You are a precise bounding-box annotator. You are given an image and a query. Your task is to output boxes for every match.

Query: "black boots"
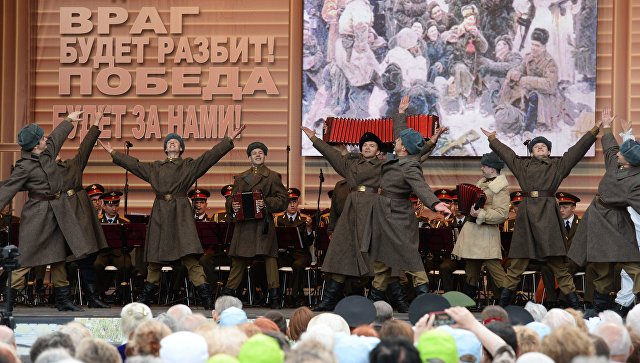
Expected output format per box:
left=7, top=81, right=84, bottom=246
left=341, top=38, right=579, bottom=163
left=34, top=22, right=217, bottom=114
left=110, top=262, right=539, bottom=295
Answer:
left=313, top=279, right=345, bottom=312
left=55, top=286, right=84, bottom=312
left=415, top=283, right=429, bottom=296
left=269, top=288, right=282, bottom=309
left=221, top=287, right=237, bottom=297
left=368, top=287, right=386, bottom=302
left=196, top=283, right=214, bottom=310
left=566, top=291, right=583, bottom=311
left=85, top=283, right=109, bottom=308
left=593, top=291, right=610, bottom=313
left=386, top=281, right=410, bottom=313
left=499, top=288, right=515, bottom=307
left=136, top=282, right=159, bottom=306
left=462, top=283, right=478, bottom=300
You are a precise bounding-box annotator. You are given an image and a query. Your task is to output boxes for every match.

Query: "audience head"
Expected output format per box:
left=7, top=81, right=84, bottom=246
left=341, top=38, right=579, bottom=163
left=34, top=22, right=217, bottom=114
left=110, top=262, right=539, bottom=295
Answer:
left=160, top=331, right=209, bottom=363
left=213, top=296, right=243, bottom=322
left=542, top=308, right=576, bottom=330
left=167, top=304, right=192, bottom=322
left=486, top=321, right=518, bottom=354
left=541, top=325, right=595, bottom=363
left=416, top=329, right=458, bottom=363
left=179, top=313, right=208, bottom=332
left=33, top=347, right=73, bottom=363
left=58, top=322, right=91, bottom=348
left=0, top=342, right=18, bottom=363
left=351, top=325, right=379, bottom=338
left=0, top=326, right=16, bottom=350
left=515, top=352, right=555, bottom=363
left=154, top=312, right=179, bottom=332
left=523, top=302, right=547, bottom=322
left=288, top=306, right=314, bottom=341
left=219, top=307, right=248, bottom=327
left=238, top=334, right=285, bottom=363
left=373, top=301, right=393, bottom=329
left=264, top=311, right=287, bottom=335
left=129, top=319, right=172, bottom=357
left=626, top=304, right=640, bottom=333
left=201, top=326, right=247, bottom=357
left=254, top=317, right=282, bottom=334
left=307, top=313, right=350, bottom=335
left=379, top=319, right=413, bottom=342
left=30, top=331, right=76, bottom=363
left=593, top=322, right=633, bottom=362
left=369, top=337, right=421, bottom=363
left=75, top=337, right=121, bottom=363
left=121, top=302, right=153, bottom=338
left=480, top=305, right=508, bottom=325
left=288, top=339, right=337, bottom=363
left=513, top=326, right=541, bottom=356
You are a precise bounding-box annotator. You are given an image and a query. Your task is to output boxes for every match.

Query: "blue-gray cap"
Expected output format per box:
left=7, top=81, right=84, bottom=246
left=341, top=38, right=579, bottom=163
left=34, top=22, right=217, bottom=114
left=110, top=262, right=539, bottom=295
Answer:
left=620, top=139, right=640, bottom=167
left=399, top=128, right=425, bottom=155
left=164, top=133, right=185, bottom=155
left=17, top=124, right=44, bottom=151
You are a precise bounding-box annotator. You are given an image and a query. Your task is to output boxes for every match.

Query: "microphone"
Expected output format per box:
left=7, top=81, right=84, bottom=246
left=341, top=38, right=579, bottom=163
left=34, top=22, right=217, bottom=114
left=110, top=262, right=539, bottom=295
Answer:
left=319, top=168, right=324, bottom=182
left=523, top=139, right=531, bottom=146
left=125, top=141, right=133, bottom=148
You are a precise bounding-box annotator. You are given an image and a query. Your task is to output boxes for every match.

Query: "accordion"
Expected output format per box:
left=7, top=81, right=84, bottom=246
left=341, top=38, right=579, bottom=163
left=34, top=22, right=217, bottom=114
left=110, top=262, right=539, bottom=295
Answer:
left=323, top=114, right=438, bottom=145
left=456, top=184, right=487, bottom=215
left=233, top=191, right=265, bottom=221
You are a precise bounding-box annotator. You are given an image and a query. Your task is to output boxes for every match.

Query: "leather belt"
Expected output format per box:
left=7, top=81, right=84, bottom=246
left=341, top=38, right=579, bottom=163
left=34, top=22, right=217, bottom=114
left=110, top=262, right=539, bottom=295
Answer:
left=156, top=192, right=187, bottom=201
left=522, top=190, right=555, bottom=198
left=378, top=189, right=410, bottom=200
left=29, top=191, right=61, bottom=201
left=350, top=185, right=377, bottom=193
left=63, top=187, right=84, bottom=197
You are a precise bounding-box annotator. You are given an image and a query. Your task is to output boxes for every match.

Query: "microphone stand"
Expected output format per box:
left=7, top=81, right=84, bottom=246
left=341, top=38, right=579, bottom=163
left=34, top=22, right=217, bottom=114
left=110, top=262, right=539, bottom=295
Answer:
left=286, top=145, right=291, bottom=189
left=124, top=142, right=131, bottom=216
left=314, top=169, right=324, bottom=245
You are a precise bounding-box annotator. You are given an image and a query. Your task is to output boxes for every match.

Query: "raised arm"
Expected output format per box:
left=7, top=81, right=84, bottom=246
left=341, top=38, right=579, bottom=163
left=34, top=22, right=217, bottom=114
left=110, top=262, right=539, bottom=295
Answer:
left=483, top=128, right=522, bottom=176
left=73, top=111, right=104, bottom=171
left=46, top=111, right=82, bottom=158
left=557, top=127, right=599, bottom=179
left=190, top=138, right=234, bottom=179
left=303, top=127, right=351, bottom=178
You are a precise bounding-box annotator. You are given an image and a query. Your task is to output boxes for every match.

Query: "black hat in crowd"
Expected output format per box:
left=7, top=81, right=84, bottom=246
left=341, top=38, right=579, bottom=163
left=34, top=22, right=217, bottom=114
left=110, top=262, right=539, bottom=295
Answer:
left=333, top=295, right=376, bottom=328
left=408, top=293, right=451, bottom=325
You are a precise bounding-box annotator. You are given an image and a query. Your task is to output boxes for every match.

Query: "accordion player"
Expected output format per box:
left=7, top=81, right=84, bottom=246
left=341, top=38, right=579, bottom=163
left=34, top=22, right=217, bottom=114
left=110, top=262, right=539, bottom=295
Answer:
left=232, top=191, right=265, bottom=221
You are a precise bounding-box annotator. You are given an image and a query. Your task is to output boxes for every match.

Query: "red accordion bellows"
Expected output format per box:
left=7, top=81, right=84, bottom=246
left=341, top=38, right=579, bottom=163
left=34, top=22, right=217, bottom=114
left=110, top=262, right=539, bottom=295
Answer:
left=323, top=114, right=439, bottom=144
left=456, top=183, right=486, bottom=215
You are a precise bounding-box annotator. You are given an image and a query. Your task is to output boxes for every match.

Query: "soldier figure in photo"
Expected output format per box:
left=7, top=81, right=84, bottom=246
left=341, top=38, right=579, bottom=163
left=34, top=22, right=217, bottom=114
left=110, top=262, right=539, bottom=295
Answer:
left=222, top=142, right=289, bottom=309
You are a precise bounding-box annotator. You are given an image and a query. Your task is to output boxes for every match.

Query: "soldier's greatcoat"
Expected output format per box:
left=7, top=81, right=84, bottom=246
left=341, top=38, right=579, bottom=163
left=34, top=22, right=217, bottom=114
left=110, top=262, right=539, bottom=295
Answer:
left=489, top=128, right=598, bottom=259
left=226, top=165, right=288, bottom=258
left=569, top=130, right=640, bottom=265
left=111, top=138, right=234, bottom=263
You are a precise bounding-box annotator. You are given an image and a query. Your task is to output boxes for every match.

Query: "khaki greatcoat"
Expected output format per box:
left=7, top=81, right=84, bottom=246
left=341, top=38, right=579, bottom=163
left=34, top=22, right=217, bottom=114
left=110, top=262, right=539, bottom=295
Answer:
left=111, top=138, right=234, bottom=263
left=489, top=128, right=598, bottom=259
left=226, top=164, right=288, bottom=258
left=568, top=130, right=640, bottom=265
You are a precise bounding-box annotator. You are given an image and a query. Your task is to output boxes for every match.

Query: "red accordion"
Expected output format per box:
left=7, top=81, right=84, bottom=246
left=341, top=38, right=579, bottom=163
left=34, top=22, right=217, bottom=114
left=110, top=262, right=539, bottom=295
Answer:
left=456, top=184, right=486, bottom=215
left=233, top=191, right=265, bottom=221
left=323, top=114, right=438, bottom=145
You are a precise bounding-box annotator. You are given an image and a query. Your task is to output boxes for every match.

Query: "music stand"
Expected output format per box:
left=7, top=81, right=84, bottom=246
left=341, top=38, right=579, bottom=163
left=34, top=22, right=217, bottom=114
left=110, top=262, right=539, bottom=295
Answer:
left=125, top=214, right=149, bottom=224
left=101, top=224, right=124, bottom=249
left=275, top=226, right=302, bottom=250
left=419, top=228, right=456, bottom=256
left=123, top=223, right=147, bottom=248
left=220, top=222, right=235, bottom=245
left=196, top=222, right=221, bottom=248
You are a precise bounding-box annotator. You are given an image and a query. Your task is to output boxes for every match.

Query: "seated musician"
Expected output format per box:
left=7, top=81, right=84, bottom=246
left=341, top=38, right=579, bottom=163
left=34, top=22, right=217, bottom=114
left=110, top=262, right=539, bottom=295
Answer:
left=94, top=191, right=133, bottom=304
left=426, top=189, right=463, bottom=292
left=200, top=185, right=234, bottom=285
left=502, top=191, right=523, bottom=232
left=274, top=188, right=314, bottom=307
left=86, top=183, right=105, bottom=216
left=189, top=188, right=212, bottom=221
